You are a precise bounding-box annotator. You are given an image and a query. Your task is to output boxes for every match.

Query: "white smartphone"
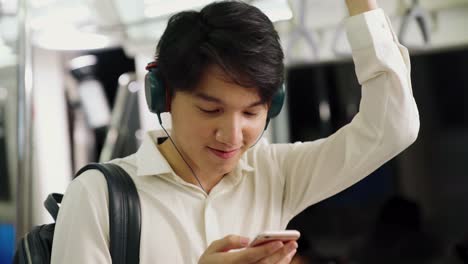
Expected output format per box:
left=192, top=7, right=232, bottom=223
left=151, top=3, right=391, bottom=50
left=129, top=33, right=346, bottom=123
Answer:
left=249, top=230, right=300, bottom=247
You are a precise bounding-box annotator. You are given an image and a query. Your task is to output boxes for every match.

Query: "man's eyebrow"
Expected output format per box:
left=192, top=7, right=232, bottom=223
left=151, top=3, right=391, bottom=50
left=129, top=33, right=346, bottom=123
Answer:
left=247, top=101, right=266, bottom=108
left=194, top=92, right=223, bottom=104
left=193, top=91, right=265, bottom=108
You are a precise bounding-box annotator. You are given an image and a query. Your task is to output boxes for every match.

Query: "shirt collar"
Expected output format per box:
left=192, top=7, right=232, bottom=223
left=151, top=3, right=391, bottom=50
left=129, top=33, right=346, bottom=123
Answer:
left=237, top=156, right=254, bottom=173
left=135, top=130, right=255, bottom=177
left=136, top=130, right=174, bottom=177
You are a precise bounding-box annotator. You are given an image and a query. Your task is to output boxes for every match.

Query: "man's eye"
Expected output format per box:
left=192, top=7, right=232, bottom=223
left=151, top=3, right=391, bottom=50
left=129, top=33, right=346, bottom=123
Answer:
left=199, top=108, right=220, bottom=114
left=244, top=111, right=258, bottom=117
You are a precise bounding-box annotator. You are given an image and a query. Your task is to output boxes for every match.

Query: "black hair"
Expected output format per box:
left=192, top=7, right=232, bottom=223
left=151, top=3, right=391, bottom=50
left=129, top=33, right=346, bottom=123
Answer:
left=155, top=0, right=284, bottom=103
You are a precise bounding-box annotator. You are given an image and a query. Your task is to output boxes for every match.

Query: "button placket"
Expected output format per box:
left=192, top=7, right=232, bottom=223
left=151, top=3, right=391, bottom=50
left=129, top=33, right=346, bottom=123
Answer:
left=203, top=198, right=219, bottom=246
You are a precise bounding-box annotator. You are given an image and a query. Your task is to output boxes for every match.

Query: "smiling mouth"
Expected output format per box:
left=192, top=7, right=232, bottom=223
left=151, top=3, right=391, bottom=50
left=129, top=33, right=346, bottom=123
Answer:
left=208, top=147, right=240, bottom=159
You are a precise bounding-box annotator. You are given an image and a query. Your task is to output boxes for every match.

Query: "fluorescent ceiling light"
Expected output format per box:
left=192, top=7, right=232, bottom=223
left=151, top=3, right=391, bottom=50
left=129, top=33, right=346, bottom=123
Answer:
left=30, top=5, right=92, bottom=31
left=33, top=26, right=116, bottom=51
left=69, top=55, right=97, bottom=70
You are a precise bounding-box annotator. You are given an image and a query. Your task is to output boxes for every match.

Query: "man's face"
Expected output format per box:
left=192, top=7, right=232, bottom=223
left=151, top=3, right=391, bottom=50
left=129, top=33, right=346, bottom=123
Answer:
left=170, top=64, right=268, bottom=177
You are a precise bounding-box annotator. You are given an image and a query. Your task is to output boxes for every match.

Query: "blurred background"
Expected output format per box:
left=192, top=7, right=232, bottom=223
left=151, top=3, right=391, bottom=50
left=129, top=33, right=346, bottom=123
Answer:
left=1, top=0, right=468, bottom=263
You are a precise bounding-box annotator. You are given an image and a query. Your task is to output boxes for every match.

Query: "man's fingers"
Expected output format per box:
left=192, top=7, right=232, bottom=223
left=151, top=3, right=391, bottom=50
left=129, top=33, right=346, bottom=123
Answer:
left=252, top=241, right=298, bottom=264
left=277, top=244, right=297, bottom=264
left=202, top=239, right=298, bottom=264
left=231, top=241, right=284, bottom=263
left=205, top=235, right=250, bottom=254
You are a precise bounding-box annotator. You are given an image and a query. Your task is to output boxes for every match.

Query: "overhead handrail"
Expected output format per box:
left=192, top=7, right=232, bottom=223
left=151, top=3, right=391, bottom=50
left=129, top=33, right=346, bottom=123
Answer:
left=331, top=21, right=352, bottom=58
left=399, top=0, right=431, bottom=45
left=286, top=0, right=319, bottom=61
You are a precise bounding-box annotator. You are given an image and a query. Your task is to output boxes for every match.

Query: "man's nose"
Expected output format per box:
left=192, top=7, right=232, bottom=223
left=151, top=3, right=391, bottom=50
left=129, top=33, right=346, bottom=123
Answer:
left=215, top=115, right=243, bottom=147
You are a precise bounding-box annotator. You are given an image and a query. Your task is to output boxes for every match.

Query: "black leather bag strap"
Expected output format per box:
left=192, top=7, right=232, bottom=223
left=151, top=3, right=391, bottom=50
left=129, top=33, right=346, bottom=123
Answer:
left=76, top=163, right=141, bottom=264
left=44, top=193, right=63, bottom=221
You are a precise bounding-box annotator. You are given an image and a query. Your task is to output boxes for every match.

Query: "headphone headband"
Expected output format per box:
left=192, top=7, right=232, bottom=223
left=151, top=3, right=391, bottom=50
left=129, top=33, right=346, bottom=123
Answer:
left=145, top=61, right=157, bottom=70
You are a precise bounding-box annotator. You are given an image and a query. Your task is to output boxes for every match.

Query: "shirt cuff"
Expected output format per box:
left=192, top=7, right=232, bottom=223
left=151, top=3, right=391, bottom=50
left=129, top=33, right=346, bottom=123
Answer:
left=344, top=8, right=397, bottom=51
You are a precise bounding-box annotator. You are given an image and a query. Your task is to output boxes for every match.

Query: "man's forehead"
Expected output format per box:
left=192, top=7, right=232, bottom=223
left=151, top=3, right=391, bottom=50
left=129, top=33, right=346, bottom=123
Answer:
left=192, top=90, right=265, bottom=108
left=185, top=63, right=266, bottom=105
left=200, top=64, right=258, bottom=90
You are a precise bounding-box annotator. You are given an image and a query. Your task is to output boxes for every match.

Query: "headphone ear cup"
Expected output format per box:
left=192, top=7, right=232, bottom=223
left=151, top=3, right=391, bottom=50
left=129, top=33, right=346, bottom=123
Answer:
left=268, top=84, right=285, bottom=119
left=144, top=67, right=167, bottom=116
left=264, top=84, right=285, bottom=131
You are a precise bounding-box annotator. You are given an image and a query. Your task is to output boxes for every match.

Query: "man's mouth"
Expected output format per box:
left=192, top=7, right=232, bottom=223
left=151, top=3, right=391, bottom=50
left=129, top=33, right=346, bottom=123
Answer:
left=208, top=147, right=240, bottom=159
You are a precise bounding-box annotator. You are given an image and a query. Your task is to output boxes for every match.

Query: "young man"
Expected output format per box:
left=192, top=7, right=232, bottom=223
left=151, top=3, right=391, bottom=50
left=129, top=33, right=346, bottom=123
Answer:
left=51, top=0, right=420, bottom=263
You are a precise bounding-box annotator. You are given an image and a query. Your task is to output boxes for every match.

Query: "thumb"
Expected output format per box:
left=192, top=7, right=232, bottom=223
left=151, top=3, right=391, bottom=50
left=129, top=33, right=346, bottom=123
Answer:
left=205, top=235, right=250, bottom=253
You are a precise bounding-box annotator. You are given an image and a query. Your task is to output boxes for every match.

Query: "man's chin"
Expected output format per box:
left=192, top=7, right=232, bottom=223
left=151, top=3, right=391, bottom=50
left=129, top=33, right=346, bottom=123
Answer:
left=209, top=161, right=238, bottom=175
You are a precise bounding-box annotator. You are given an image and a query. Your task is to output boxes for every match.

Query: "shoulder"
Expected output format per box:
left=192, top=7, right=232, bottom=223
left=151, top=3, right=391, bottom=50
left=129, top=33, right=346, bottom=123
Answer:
left=68, top=154, right=138, bottom=202
left=65, top=168, right=108, bottom=208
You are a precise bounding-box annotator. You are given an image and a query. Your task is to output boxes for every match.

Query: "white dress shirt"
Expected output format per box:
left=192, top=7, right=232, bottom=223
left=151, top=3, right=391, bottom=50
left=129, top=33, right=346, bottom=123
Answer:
left=51, top=8, right=420, bottom=264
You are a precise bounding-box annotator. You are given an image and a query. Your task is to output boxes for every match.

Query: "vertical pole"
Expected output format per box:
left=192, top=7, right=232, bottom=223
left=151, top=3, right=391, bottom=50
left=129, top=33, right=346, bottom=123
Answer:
left=15, top=0, right=34, bottom=240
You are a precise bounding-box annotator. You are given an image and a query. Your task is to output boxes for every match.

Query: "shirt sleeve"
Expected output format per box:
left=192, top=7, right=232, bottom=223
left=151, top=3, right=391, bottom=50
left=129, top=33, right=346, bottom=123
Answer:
left=50, top=171, right=111, bottom=264
left=275, top=8, right=420, bottom=224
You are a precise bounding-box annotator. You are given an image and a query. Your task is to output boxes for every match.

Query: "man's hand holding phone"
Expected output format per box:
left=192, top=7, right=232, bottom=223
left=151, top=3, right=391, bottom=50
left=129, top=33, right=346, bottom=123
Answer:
left=198, top=231, right=300, bottom=264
